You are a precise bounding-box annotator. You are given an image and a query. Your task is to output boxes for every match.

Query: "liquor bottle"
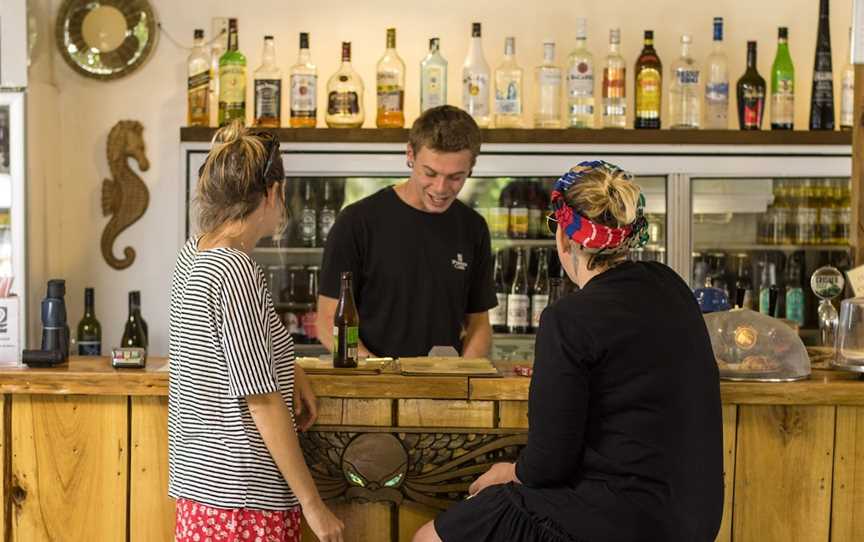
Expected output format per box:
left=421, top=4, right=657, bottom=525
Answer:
left=531, top=249, right=550, bottom=331
left=602, top=28, right=626, bottom=128
left=76, top=287, right=102, bottom=355
left=333, top=272, right=359, bottom=368
left=758, top=261, right=777, bottom=316
left=289, top=32, right=317, bottom=128
left=669, top=34, right=700, bottom=129
left=218, top=18, right=246, bottom=126
left=507, top=249, right=530, bottom=334
left=567, top=18, right=595, bottom=128
left=300, top=181, right=318, bottom=247
left=526, top=181, right=543, bottom=239
left=136, top=290, right=149, bottom=344
left=318, top=180, right=338, bottom=246
left=534, top=40, right=562, bottom=128
left=838, top=179, right=851, bottom=245
left=326, top=42, right=365, bottom=128
left=489, top=181, right=510, bottom=239
left=810, top=0, right=835, bottom=130
left=254, top=36, right=282, bottom=128
left=816, top=178, right=837, bottom=244
left=463, top=22, right=491, bottom=128
left=420, top=38, right=448, bottom=112
left=121, top=291, right=148, bottom=349
left=187, top=29, right=211, bottom=127
left=704, top=17, right=729, bottom=129
left=508, top=181, right=529, bottom=239
left=736, top=41, right=766, bottom=130
left=490, top=251, right=508, bottom=333
left=494, top=37, right=524, bottom=128
left=635, top=30, right=662, bottom=129
left=770, top=27, right=795, bottom=130
left=840, top=27, right=855, bottom=130
left=209, top=20, right=227, bottom=127
left=733, top=254, right=753, bottom=310
left=376, top=28, right=406, bottom=128
left=785, top=257, right=805, bottom=326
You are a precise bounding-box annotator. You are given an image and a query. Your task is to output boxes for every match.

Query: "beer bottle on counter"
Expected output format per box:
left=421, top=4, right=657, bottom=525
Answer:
left=490, top=251, right=508, bottom=333
left=77, top=287, right=102, bottom=356
left=121, top=291, right=148, bottom=349
left=318, top=181, right=339, bottom=246
left=300, top=180, right=318, bottom=247
left=507, top=248, right=531, bottom=334
left=531, top=249, right=550, bottom=331
left=334, top=271, right=359, bottom=368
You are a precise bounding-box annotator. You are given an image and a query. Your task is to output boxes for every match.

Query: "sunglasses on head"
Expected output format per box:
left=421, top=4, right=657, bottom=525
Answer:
left=546, top=212, right=559, bottom=235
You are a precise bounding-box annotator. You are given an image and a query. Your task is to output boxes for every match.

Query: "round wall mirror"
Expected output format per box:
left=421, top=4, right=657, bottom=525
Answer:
left=55, top=0, right=157, bottom=80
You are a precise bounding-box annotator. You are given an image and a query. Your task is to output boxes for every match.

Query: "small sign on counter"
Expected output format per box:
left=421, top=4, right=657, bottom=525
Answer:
left=0, top=296, right=19, bottom=365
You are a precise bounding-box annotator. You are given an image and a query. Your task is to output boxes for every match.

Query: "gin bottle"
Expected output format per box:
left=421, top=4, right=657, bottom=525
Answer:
left=494, top=37, right=524, bottom=128
left=421, top=38, right=448, bottom=112
left=534, top=40, right=562, bottom=128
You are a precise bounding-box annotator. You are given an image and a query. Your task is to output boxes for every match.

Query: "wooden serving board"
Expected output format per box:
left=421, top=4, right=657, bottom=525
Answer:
left=295, top=357, right=390, bottom=375
left=399, top=357, right=499, bottom=377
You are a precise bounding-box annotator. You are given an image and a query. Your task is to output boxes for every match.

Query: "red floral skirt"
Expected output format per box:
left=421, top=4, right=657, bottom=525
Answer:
left=175, top=498, right=302, bottom=542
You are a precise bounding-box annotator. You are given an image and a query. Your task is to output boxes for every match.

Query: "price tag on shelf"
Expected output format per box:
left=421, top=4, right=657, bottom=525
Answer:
left=844, top=264, right=864, bottom=297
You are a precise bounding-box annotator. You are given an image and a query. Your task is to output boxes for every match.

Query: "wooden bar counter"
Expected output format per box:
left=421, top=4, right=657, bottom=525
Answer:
left=0, top=358, right=861, bottom=542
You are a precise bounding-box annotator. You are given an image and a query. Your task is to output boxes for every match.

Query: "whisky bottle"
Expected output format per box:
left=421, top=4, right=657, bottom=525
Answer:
left=254, top=36, right=282, bottom=128
left=218, top=18, right=246, bottom=126
left=326, top=42, right=365, bottom=128
left=809, top=0, right=835, bottom=130
left=420, top=38, right=448, bottom=112
left=770, top=27, right=795, bottom=130
left=567, top=18, right=595, bottom=128
left=736, top=41, right=766, bottom=130
left=534, top=40, right=562, bottom=128
left=602, top=29, right=626, bottom=128
left=462, top=22, right=491, bottom=128
left=376, top=28, right=406, bottom=128
left=290, top=32, right=318, bottom=128
left=704, top=17, right=729, bottom=129
left=187, top=29, right=211, bottom=126
left=494, top=37, right=524, bottom=128
left=635, top=30, right=662, bottom=129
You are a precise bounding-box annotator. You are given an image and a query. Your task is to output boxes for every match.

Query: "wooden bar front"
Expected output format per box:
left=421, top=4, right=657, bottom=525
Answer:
left=0, top=358, right=862, bottom=542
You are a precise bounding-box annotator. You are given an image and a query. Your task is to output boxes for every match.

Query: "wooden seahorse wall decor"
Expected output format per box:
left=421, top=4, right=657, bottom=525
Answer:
left=101, top=120, right=150, bottom=270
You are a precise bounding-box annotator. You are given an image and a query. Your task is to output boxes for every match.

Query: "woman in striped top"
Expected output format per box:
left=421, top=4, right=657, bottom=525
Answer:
left=169, top=122, right=344, bottom=542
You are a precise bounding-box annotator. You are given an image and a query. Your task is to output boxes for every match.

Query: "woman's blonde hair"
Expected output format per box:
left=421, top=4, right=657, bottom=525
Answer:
left=195, top=120, right=284, bottom=233
left=562, top=165, right=641, bottom=269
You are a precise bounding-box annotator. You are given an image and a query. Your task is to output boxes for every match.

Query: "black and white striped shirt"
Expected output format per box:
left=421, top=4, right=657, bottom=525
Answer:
left=168, top=237, right=298, bottom=510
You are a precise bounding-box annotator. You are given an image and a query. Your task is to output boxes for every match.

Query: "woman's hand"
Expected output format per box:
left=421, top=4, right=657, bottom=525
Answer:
left=293, top=366, right=318, bottom=432
left=302, top=498, right=344, bottom=542
left=468, top=462, right=519, bottom=496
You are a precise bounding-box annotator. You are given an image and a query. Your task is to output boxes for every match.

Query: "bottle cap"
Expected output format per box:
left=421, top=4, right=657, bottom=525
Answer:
left=472, top=22, right=482, bottom=37
left=575, top=18, right=587, bottom=39
left=299, top=32, right=309, bottom=49
left=264, top=35, right=274, bottom=40
left=778, top=27, right=788, bottom=39
left=681, top=34, right=692, bottom=44
left=47, top=279, right=65, bottom=299
left=610, top=28, right=621, bottom=44
left=644, top=30, right=654, bottom=40
left=194, top=29, right=204, bottom=40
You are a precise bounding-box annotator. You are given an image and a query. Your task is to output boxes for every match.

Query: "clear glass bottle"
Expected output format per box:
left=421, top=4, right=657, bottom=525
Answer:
left=494, top=37, right=524, bottom=128
left=567, top=18, right=595, bottom=128
left=770, top=27, right=795, bottom=130
left=602, top=28, right=626, bottom=128
left=326, top=42, right=365, bottom=128
left=420, top=37, right=448, bottom=112
left=187, top=29, right=210, bottom=127
left=635, top=30, right=662, bottom=129
left=289, top=32, right=317, bottom=128
left=841, top=27, right=855, bottom=130
left=534, top=40, right=562, bottom=128
left=669, top=34, right=700, bottom=129
left=462, top=22, right=491, bottom=128
left=218, top=18, right=246, bottom=126
left=376, top=28, right=406, bottom=128
left=253, top=35, right=282, bottom=128
left=704, top=17, right=729, bottom=129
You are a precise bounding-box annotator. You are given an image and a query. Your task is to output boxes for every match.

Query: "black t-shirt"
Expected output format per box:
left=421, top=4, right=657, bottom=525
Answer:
left=320, top=186, right=497, bottom=358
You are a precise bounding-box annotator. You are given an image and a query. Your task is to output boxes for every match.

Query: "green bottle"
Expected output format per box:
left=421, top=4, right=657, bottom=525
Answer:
left=784, top=258, right=805, bottom=326
left=770, top=27, right=795, bottom=130
left=76, top=288, right=102, bottom=356
left=218, top=18, right=247, bottom=126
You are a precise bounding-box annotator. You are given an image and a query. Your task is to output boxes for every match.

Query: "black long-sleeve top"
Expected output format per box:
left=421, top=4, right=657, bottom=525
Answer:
left=515, top=261, right=724, bottom=541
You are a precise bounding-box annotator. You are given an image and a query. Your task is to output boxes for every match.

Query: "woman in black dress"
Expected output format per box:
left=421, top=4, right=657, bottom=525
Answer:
left=414, top=161, right=724, bottom=542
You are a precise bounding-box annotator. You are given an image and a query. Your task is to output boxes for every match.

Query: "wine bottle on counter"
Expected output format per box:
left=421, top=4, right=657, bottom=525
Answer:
left=491, top=251, right=508, bottom=333
left=334, top=271, right=359, bottom=368
left=77, top=287, right=102, bottom=356
left=809, top=0, right=835, bottom=130
left=507, top=248, right=530, bottom=334
left=121, top=291, right=148, bottom=349
left=531, top=249, right=550, bottom=331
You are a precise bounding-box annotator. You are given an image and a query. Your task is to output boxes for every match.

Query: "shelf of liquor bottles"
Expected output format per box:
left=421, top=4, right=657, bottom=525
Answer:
left=180, top=126, right=852, bottom=146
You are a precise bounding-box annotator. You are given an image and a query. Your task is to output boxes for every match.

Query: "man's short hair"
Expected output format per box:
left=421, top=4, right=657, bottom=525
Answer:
left=408, top=105, right=482, bottom=163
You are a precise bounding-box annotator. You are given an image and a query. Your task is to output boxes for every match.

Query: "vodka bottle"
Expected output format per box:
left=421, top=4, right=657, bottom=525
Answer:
left=534, top=40, right=562, bottom=128
left=494, top=37, right=524, bottom=128
left=704, top=17, right=729, bottom=129
left=669, top=34, right=700, bottom=129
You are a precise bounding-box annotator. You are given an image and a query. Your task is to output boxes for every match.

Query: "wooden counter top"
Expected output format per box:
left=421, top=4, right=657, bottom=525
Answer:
left=0, top=357, right=860, bottom=405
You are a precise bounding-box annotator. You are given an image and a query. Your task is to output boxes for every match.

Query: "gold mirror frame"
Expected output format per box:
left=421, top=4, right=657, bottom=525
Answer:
left=55, top=0, right=157, bottom=80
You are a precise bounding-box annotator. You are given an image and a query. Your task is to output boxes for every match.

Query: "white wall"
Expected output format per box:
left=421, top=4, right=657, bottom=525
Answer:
left=26, top=0, right=854, bottom=356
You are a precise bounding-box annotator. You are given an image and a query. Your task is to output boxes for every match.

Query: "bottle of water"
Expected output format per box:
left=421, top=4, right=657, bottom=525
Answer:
left=704, top=17, right=729, bottom=129
left=669, top=34, right=701, bottom=129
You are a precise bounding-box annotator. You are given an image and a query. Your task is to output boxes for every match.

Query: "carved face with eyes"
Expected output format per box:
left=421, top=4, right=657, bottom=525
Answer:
left=341, top=433, right=408, bottom=504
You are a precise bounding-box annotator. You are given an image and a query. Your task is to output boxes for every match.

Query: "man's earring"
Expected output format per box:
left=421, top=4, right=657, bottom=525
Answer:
left=407, top=160, right=414, bottom=169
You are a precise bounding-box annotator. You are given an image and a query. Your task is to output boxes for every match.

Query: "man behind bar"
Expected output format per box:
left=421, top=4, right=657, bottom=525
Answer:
left=316, top=105, right=496, bottom=359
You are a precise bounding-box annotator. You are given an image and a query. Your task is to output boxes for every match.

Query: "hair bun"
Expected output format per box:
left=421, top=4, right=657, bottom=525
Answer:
left=212, top=119, right=246, bottom=145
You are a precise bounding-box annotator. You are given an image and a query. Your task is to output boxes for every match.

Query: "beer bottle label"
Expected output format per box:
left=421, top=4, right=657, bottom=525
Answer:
left=77, top=341, right=102, bottom=356
left=319, top=210, right=336, bottom=242
left=509, top=208, right=529, bottom=237
left=785, top=288, right=805, bottom=326
left=506, top=294, right=530, bottom=327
